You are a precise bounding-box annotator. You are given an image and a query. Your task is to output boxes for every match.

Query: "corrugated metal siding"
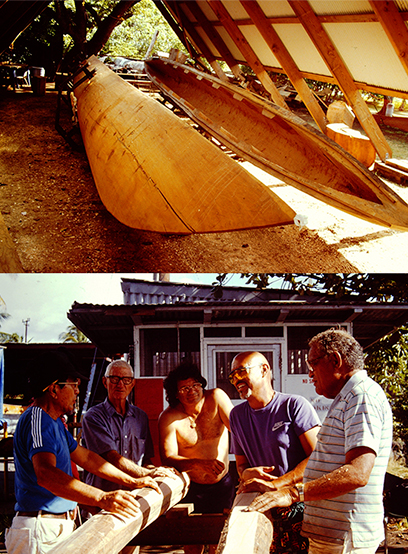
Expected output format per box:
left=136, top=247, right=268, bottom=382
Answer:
left=309, top=0, right=373, bottom=16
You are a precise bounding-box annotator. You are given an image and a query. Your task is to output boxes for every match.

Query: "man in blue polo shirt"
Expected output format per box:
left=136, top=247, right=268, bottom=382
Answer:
left=6, top=350, right=160, bottom=554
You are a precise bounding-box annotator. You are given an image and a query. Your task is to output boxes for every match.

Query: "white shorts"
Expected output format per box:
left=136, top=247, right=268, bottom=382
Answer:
left=309, top=531, right=381, bottom=554
left=5, top=513, right=75, bottom=554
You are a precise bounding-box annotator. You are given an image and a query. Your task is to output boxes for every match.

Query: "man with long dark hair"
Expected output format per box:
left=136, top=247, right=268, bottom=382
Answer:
left=159, top=362, right=234, bottom=554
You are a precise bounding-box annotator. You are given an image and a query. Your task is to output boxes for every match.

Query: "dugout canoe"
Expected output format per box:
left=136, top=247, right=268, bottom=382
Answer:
left=145, top=57, right=408, bottom=231
left=72, top=56, right=295, bottom=234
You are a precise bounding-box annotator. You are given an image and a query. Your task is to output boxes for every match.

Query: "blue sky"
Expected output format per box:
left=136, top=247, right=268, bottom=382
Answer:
left=0, top=273, right=247, bottom=343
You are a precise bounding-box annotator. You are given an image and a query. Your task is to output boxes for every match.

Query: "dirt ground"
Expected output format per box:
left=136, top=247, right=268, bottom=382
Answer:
left=1, top=83, right=408, bottom=273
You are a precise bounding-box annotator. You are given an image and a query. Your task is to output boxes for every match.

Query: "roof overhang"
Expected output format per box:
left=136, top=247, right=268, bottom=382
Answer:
left=68, top=300, right=408, bottom=355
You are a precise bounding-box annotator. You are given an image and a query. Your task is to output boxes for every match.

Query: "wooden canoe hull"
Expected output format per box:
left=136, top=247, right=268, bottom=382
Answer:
left=145, top=58, right=408, bottom=231
left=373, top=112, right=408, bottom=133
left=72, top=56, right=295, bottom=234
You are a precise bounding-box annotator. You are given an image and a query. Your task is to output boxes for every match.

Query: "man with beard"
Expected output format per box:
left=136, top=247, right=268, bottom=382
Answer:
left=6, top=350, right=159, bottom=554
left=229, top=351, right=320, bottom=553
left=159, top=362, right=234, bottom=554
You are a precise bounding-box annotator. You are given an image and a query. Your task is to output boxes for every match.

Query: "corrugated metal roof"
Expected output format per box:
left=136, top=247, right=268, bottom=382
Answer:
left=68, top=298, right=408, bottom=356
left=164, top=0, right=408, bottom=96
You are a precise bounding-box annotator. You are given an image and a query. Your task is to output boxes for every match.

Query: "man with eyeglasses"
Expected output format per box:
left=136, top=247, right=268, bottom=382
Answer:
left=159, top=362, right=234, bottom=554
left=6, top=350, right=158, bottom=554
left=247, top=329, right=393, bottom=554
left=228, top=351, right=321, bottom=553
left=81, top=360, right=175, bottom=529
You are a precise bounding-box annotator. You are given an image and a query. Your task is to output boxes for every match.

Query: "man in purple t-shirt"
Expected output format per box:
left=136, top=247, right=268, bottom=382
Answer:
left=229, top=351, right=320, bottom=554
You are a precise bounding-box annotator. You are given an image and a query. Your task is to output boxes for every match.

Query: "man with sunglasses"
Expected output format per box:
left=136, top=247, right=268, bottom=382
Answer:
left=247, top=329, right=393, bottom=554
left=6, top=350, right=156, bottom=554
left=159, top=362, right=234, bottom=554
left=228, top=351, right=321, bottom=553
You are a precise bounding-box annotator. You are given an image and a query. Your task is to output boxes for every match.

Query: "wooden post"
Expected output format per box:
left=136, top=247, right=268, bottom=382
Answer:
left=216, top=492, right=273, bottom=554
left=48, top=473, right=190, bottom=554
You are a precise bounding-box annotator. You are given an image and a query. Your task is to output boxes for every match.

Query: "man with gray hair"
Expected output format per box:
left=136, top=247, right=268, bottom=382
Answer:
left=82, top=360, right=175, bottom=520
left=248, top=329, right=393, bottom=554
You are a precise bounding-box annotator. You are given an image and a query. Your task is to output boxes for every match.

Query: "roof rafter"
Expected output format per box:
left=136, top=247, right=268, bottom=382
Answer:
left=180, top=0, right=242, bottom=80
left=239, top=0, right=326, bottom=132
left=206, top=0, right=288, bottom=108
left=368, top=0, right=408, bottom=76
left=288, top=0, right=392, bottom=161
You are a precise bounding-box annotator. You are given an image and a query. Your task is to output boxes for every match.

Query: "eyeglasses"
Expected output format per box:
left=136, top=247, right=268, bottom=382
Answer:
left=42, top=379, right=80, bottom=392
left=106, top=376, right=134, bottom=386
left=178, top=383, right=202, bottom=395
left=228, top=363, right=262, bottom=385
left=306, top=354, right=327, bottom=370
left=58, top=381, right=80, bottom=390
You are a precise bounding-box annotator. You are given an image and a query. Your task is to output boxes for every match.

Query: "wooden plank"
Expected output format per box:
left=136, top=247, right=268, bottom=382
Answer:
left=386, top=158, right=408, bottom=174
left=0, top=211, right=23, bottom=272
left=206, top=0, right=288, bottom=109
left=368, top=1, right=408, bottom=75
left=374, top=161, right=408, bottom=185
left=73, top=56, right=296, bottom=234
left=216, top=492, right=273, bottom=554
left=288, top=0, right=392, bottom=162
left=179, top=0, right=242, bottom=80
left=48, top=473, right=190, bottom=554
left=239, top=0, right=327, bottom=133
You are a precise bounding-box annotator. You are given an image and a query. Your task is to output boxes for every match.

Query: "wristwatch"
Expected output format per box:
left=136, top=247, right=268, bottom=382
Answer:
left=295, top=482, right=305, bottom=502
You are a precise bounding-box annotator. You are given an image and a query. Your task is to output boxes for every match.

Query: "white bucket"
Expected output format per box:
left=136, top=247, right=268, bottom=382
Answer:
left=385, top=103, right=394, bottom=117
left=31, top=66, right=45, bottom=77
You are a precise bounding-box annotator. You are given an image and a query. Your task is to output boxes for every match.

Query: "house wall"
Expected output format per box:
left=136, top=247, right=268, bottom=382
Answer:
left=133, top=321, right=351, bottom=432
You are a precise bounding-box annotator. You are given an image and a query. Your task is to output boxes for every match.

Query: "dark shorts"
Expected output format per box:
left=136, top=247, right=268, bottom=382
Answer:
left=182, top=472, right=235, bottom=514
left=270, top=502, right=308, bottom=553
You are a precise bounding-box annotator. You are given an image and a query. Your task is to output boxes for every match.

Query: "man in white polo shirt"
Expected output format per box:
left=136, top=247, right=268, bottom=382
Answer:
left=247, top=328, right=393, bottom=554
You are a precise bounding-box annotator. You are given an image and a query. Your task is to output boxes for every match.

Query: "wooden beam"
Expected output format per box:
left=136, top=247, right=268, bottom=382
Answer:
left=240, top=0, right=326, bottom=132
left=288, top=0, right=392, bottom=161
left=153, top=0, right=200, bottom=61
left=216, top=492, right=273, bottom=554
left=48, top=473, right=190, bottom=554
left=182, top=1, right=242, bottom=79
left=206, top=0, right=288, bottom=108
left=368, top=0, right=408, bottom=76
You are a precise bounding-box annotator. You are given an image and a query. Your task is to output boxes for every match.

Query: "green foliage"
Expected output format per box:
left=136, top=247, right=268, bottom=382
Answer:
left=59, top=324, right=90, bottom=343
left=365, top=328, right=408, bottom=444
left=227, top=273, right=408, bottom=302
left=0, top=332, right=23, bottom=343
left=101, top=0, right=185, bottom=59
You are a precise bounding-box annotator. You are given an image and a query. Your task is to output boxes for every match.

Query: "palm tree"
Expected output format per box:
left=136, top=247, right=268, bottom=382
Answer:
left=59, top=324, right=90, bottom=343
left=0, top=295, right=10, bottom=327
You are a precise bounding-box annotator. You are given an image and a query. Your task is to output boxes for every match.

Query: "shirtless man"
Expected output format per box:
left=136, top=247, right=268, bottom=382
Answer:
left=158, top=362, right=234, bottom=554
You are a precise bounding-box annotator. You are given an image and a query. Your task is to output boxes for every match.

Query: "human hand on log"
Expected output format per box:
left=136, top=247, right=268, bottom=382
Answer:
left=130, top=475, right=162, bottom=493
left=237, top=476, right=279, bottom=494
left=245, top=487, right=296, bottom=513
left=99, top=489, right=141, bottom=518
left=147, top=466, right=179, bottom=480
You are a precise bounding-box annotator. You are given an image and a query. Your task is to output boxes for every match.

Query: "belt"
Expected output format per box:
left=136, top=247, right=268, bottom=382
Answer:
left=17, top=510, right=76, bottom=520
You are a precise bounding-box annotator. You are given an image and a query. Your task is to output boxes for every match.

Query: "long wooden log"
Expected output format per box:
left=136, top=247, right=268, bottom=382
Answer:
left=48, top=473, right=190, bottom=554
left=216, top=492, right=273, bottom=554
left=73, top=56, right=295, bottom=234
